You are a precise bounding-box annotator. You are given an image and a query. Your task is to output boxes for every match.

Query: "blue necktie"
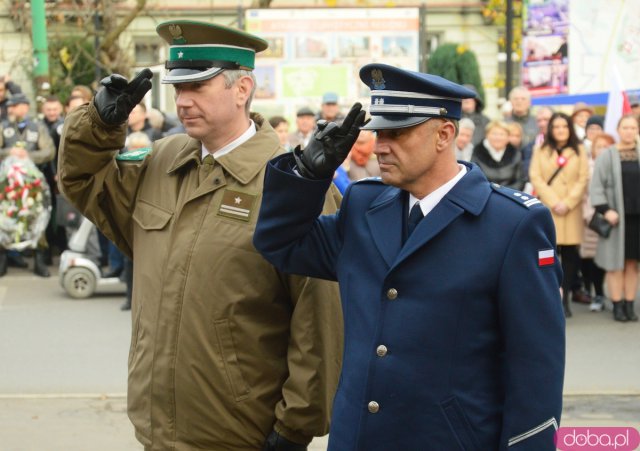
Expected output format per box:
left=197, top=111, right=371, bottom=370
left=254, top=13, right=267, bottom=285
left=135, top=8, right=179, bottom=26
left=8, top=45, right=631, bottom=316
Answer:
left=407, top=201, right=423, bottom=237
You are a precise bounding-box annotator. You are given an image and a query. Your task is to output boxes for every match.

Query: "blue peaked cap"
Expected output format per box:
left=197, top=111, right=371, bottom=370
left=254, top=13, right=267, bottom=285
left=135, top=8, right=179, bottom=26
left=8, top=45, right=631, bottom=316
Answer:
left=359, top=63, right=476, bottom=130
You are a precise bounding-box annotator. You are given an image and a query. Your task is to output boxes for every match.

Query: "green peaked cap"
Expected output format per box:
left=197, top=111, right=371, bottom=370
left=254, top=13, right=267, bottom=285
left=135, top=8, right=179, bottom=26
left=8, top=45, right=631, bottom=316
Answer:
left=156, top=20, right=268, bottom=84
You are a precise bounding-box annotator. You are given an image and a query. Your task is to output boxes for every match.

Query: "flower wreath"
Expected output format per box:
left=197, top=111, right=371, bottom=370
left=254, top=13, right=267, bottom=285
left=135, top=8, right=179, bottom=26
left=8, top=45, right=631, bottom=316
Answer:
left=0, top=157, right=52, bottom=250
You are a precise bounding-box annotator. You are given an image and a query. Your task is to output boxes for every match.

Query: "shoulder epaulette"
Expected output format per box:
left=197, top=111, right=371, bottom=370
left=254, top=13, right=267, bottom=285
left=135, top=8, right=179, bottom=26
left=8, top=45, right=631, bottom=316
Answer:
left=116, top=147, right=152, bottom=161
left=353, top=176, right=383, bottom=185
left=490, top=183, right=541, bottom=209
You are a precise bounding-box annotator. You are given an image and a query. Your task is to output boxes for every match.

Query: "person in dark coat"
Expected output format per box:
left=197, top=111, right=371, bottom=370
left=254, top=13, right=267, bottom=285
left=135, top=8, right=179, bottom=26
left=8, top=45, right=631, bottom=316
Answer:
left=254, top=63, right=565, bottom=451
left=461, top=83, right=490, bottom=146
left=471, top=119, right=526, bottom=191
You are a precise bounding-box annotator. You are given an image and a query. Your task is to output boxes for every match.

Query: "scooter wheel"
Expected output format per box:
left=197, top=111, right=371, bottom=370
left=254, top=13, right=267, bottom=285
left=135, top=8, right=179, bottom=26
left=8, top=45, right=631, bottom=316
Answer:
left=62, top=267, right=97, bottom=299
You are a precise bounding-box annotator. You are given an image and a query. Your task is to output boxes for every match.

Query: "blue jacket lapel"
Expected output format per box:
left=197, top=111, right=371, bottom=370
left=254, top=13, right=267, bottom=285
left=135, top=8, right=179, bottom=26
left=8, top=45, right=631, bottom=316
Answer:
left=365, top=187, right=404, bottom=268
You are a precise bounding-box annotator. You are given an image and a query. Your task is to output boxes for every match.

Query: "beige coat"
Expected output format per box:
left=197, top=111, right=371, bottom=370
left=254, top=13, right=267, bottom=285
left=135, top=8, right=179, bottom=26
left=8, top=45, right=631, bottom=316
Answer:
left=59, top=104, right=343, bottom=451
left=529, top=144, right=589, bottom=245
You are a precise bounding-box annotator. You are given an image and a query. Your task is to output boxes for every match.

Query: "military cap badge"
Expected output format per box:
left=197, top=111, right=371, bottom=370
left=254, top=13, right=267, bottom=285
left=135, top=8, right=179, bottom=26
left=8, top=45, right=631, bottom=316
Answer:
left=168, top=25, right=186, bottom=45
left=371, top=69, right=386, bottom=90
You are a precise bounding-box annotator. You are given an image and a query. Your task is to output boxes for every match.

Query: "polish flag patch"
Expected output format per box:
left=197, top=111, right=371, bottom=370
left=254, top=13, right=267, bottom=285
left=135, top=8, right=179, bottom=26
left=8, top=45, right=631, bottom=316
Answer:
left=538, top=249, right=555, bottom=266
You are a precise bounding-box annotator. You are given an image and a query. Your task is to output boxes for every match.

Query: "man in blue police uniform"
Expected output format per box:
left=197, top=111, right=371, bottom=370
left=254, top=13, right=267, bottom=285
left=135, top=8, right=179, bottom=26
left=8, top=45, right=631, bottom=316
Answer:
left=254, top=63, right=565, bottom=450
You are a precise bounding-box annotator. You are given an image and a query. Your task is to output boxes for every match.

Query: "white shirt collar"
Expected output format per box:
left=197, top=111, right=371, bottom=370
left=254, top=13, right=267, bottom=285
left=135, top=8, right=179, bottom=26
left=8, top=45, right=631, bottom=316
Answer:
left=483, top=138, right=506, bottom=162
left=408, top=164, right=468, bottom=217
left=201, top=120, right=256, bottom=161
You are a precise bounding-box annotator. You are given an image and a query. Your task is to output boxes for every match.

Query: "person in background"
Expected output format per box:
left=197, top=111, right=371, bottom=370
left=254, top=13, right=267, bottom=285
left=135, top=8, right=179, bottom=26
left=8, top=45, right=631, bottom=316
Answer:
left=630, top=94, right=640, bottom=122
left=0, top=75, right=23, bottom=121
left=254, top=63, right=564, bottom=450
left=317, top=92, right=345, bottom=125
left=344, top=129, right=379, bottom=181
left=287, top=107, right=316, bottom=149
left=0, top=93, right=55, bottom=277
left=146, top=107, right=179, bottom=135
left=581, top=132, right=616, bottom=313
left=522, top=106, right=554, bottom=181
left=454, top=117, right=475, bottom=162
left=471, top=120, right=525, bottom=190
left=127, top=103, right=163, bottom=142
left=40, top=95, right=67, bottom=260
left=65, top=96, right=87, bottom=115
left=507, top=121, right=524, bottom=152
left=506, top=86, right=538, bottom=146
left=70, top=85, right=93, bottom=103
left=268, top=115, right=291, bottom=151
left=571, top=102, right=594, bottom=141
left=583, top=115, right=604, bottom=155
left=529, top=112, right=590, bottom=317
left=461, top=84, right=489, bottom=146
left=590, top=114, right=640, bottom=322
left=58, top=20, right=343, bottom=450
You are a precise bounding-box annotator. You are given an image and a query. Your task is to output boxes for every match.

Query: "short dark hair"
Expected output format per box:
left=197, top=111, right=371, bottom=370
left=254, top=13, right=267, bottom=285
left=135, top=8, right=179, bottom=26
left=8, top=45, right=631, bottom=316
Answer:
left=269, top=115, right=288, bottom=129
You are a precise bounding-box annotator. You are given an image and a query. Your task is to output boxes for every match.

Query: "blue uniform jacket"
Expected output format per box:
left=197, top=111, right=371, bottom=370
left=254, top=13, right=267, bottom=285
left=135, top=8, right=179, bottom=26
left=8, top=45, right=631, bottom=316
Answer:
left=254, top=154, right=565, bottom=451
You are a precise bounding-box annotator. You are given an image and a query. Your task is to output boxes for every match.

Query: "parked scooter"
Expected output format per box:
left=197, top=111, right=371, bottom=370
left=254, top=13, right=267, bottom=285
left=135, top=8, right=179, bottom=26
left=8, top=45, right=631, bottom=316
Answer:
left=59, top=216, right=125, bottom=299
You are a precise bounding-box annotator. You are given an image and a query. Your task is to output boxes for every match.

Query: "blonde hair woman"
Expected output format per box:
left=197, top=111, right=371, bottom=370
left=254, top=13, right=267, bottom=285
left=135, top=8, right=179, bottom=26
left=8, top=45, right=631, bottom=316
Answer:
left=590, top=115, right=640, bottom=322
left=471, top=120, right=525, bottom=190
left=530, top=112, right=590, bottom=317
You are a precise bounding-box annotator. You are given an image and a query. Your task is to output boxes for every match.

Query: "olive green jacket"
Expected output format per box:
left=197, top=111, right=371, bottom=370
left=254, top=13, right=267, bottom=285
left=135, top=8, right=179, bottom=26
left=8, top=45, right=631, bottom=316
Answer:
left=59, top=104, right=343, bottom=451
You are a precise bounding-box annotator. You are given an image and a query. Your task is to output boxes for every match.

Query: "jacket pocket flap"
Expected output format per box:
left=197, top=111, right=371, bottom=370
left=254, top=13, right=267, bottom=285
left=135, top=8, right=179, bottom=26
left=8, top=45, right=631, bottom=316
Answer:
left=132, top=200, right=173, bottom=231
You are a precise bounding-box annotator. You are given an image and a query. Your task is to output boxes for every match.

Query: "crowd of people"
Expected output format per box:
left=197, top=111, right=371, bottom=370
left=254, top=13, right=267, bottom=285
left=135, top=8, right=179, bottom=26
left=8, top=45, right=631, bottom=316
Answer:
left=451, top=85, right=640, bottom=322
left=1, top=62, right=639, bottom=322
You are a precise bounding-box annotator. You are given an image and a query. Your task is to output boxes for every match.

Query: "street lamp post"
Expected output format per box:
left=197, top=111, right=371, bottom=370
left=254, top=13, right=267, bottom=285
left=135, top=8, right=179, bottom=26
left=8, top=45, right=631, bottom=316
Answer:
left=505, top=0, right=514, bottom=95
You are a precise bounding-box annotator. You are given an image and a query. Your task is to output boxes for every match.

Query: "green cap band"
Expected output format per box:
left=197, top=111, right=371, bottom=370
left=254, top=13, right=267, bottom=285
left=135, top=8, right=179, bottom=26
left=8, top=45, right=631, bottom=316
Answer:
left=168, top=45, right=256, bottom=69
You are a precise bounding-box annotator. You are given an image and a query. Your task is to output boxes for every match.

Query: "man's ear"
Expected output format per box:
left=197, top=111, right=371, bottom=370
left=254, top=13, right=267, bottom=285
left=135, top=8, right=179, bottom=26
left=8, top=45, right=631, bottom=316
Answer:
left=236, top=75, right=254, bottom=108
left=436, top=120, right=456, bottom=152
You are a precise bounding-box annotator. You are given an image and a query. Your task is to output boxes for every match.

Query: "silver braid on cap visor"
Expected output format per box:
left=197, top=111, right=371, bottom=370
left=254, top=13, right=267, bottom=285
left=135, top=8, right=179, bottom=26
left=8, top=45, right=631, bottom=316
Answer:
left=369, top=89, right=462, bottom=116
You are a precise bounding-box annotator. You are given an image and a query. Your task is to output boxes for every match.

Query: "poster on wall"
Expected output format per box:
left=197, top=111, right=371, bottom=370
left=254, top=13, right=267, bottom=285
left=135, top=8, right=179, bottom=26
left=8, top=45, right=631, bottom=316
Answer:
left=569, top=0, right=640, bottom=94
left=245, top=8, right=420, bottom=119
left=522, top=0, right=570, bottom=96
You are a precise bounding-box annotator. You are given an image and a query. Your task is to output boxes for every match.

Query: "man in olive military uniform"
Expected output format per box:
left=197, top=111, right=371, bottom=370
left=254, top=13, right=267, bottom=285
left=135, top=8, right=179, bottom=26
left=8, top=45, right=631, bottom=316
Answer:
left=58, top=21, right=343, bottom=451
left=0, top=93, right=55, bottom=277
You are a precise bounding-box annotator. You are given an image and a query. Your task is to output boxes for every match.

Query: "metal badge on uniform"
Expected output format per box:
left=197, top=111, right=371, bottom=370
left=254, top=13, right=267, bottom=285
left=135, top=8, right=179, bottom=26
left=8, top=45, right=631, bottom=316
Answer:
left=371, top=69, right=386, bottom=90
left=218, top=189, right=256, bottom=222
left=3, top=128, right=15, bottom=138
left=538, top=249, right=555, bottom=267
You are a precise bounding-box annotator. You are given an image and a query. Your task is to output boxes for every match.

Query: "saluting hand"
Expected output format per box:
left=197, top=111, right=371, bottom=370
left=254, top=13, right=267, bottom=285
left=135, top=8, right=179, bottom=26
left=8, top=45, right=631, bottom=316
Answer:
left=294, top=102, right=366, bottom=179
left=94, top=68, right=153, bottom=125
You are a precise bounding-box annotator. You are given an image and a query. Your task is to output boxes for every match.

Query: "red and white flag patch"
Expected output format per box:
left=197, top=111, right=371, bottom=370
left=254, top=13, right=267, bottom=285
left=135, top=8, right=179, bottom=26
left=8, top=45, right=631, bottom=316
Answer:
left=538, top=249, right=555, bottom=266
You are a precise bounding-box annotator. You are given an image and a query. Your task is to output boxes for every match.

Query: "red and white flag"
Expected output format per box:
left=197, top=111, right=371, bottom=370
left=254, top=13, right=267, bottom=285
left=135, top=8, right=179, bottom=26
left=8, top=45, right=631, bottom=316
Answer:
left=604, top=66, right=632, bottom=141
left=538, top=249, right=555, bottom=267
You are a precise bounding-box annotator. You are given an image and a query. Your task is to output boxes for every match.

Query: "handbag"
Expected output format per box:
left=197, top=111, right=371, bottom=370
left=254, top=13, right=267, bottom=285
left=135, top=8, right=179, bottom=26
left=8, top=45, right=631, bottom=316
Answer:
left=588, top=212, right=613, bottom=238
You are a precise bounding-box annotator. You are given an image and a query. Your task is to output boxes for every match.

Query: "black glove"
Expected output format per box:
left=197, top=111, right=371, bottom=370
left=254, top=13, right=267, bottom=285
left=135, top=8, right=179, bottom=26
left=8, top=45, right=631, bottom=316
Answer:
left=93, top=68, right=153, bottom=125
left=294, top=102, right=366, bottom=179
left=261, top=430, right=307, bottom=451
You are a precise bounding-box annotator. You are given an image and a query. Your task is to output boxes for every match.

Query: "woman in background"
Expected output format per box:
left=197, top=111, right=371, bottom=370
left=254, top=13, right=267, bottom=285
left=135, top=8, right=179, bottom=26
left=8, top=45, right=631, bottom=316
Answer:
left=581, top=133, right=615, bottom=312
left=471, top=120, right=525, bottom=190
left=530, top=112, right=589, bottom=317
left=590, top=115, right=640, bottom=322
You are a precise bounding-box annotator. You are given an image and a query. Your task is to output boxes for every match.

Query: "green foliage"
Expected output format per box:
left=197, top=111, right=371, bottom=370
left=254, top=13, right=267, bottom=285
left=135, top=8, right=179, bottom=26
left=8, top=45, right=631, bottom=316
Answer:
left=427, top=43, right=485, bottom=106
left=48, top=36, right=98, bottom=103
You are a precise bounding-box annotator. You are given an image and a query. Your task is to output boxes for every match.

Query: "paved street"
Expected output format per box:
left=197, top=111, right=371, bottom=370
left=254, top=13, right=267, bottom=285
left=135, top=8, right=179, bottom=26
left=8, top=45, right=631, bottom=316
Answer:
left=1, top=262, right=639, bottom=450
